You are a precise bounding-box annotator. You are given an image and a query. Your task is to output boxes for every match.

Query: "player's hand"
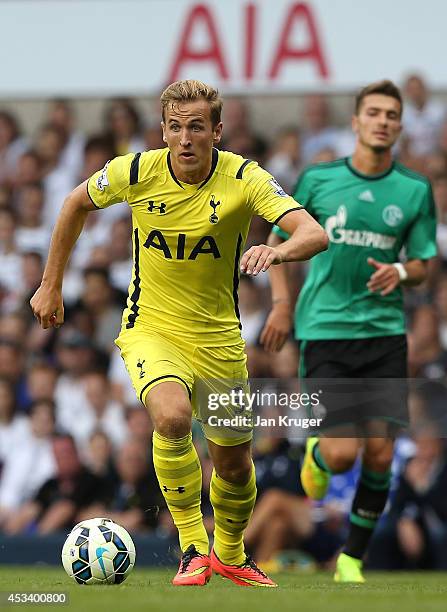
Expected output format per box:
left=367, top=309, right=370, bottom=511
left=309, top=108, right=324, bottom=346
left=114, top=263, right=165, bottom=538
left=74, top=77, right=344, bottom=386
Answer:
left=367, top=257, right=400, bottom=296
left=260, top=302, right=293, bottom=352
left=30, top=284, right=64, bottom=329
left=240, top=244, right=282, bottom=275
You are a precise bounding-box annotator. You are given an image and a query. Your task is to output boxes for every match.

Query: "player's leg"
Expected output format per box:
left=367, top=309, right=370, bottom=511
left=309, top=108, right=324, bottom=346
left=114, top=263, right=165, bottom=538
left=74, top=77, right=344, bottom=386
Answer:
left=335, top=335, right=408, bottom=580
left=116, top=330, right=210, bottom=585
left=207, top=440, right=276, bottom=587
left=302, top=435, right=361, bottom=500
left=334, top=435, right=394, bottom=582
left=146, top=382, right=209, bottom=558
left=299, top=340, right=361, bottom=499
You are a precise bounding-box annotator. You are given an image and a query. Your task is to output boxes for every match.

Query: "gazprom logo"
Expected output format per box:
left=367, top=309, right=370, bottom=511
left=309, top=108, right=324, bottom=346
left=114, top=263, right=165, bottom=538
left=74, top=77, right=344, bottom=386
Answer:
left=325, top=205, right=396, bottom=249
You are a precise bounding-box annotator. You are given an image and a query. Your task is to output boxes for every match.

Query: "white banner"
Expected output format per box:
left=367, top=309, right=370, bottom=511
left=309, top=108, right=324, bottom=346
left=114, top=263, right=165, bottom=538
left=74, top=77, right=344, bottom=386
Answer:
left=1, top=0, right=446, bottom=97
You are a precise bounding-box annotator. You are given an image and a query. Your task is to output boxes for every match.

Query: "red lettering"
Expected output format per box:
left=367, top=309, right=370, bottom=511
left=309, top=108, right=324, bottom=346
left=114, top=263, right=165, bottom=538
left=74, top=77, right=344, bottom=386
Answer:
left=168, top=4, right=229, bottom=82
left=268, top=2, right=329, bottom=79
left=244, top=4, right=256, bottom=80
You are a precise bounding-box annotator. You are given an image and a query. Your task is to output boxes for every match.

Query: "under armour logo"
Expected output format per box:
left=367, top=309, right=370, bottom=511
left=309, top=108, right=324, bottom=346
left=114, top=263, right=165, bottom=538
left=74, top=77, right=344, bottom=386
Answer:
left=148, top=201, right=167, bottom=214
left=137, top=359, right=146, bottom=379
left=162, top=485, right=185, bottom=493
left=209, top=195, right=221, bottom=224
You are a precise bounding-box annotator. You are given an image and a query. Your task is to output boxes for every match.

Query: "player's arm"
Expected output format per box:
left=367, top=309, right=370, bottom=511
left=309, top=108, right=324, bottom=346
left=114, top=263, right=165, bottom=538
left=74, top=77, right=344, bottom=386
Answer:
left=30, top=181, right=95, bottom=329
left=367, top=181, right=437, bottom=296
left=260, top=230, right=293, bottom=352
left=367, top=258, right=428, bottom=296
left=31, top=155, right=132, bottom=329
left=240, top=209, right=327, bottom=275
left=241, top=164, right=327, bottom=274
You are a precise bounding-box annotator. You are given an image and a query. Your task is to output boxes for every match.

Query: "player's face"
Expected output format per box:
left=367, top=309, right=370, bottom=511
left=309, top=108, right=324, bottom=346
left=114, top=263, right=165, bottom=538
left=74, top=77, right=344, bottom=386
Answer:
left=162, top=99, right=222, bottom=183
left=352, top=94, right=402, bottom=152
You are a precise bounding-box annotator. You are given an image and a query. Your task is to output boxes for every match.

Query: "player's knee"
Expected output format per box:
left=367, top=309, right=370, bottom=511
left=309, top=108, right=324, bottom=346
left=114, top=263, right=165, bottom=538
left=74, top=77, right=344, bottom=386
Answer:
left=152, top=405, right=192, bottom=438
left=216, top=455, right=252, bottom=484
left=324, top=447, right=357, bottom=473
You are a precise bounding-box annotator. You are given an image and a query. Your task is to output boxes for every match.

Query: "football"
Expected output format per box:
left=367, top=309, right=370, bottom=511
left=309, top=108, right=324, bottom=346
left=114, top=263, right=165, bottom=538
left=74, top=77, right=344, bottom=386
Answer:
left=61, top=517, right=136, bottom=584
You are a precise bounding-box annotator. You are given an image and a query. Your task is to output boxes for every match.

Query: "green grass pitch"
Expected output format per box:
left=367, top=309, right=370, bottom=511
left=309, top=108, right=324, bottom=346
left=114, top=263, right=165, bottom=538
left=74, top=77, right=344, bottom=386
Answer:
left=1, top=567, right=447, bottom=612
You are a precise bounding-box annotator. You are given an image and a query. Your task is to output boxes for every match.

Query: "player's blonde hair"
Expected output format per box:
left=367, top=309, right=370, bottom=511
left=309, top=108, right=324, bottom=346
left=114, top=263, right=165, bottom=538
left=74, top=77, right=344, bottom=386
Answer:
left=160, top=80, right=222, bottom=127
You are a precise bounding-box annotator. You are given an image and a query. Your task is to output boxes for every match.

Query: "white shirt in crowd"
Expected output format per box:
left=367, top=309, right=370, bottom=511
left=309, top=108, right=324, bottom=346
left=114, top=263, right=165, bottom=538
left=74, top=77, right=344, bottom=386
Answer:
left=403, top=99, right=446, bottom=157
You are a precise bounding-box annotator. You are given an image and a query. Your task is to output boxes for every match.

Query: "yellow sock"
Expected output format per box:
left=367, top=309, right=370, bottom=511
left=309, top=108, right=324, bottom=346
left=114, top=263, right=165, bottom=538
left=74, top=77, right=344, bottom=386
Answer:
left=210, top=464, right=256, bottom=565
left=152, top=431, right=209, bottom=554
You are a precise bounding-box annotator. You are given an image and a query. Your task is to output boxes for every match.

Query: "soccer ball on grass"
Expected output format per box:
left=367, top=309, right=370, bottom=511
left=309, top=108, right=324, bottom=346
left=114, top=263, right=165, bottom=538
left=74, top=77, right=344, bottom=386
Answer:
left=62, top=517, right=136, bottom=584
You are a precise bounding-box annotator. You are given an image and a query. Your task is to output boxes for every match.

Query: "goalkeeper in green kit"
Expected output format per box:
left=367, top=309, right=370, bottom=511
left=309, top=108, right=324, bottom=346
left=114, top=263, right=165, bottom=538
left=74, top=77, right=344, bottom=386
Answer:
left=262, top=80, right=437, bottom=582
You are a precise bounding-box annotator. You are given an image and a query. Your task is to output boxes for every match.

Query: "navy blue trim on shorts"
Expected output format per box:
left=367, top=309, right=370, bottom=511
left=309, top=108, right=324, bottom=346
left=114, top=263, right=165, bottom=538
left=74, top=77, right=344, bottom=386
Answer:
left=139, top=375, right=192, bottom=404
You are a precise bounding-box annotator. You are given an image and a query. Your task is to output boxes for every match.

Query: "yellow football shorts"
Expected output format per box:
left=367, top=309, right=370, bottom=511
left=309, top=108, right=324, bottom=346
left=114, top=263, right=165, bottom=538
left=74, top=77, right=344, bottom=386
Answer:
left=115, top=327, right=252, bottom=446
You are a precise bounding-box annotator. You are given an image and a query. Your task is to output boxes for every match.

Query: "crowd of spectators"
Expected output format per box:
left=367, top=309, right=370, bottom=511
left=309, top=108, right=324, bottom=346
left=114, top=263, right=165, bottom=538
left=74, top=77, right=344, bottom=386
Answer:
left=0, top=74, right=446, bottom=570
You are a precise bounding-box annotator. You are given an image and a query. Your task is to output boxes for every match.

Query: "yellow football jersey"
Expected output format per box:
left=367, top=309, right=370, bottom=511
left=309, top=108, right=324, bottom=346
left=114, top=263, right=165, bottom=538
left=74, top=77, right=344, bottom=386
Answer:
left=87, top=148, right=300, bottom=346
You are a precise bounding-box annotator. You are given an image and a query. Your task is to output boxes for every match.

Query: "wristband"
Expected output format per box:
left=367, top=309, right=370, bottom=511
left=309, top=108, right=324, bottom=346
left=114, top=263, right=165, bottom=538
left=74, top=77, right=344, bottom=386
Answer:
left=272, top=298, right=291, bottom=305
left=392, top=262, right=408, bottom=282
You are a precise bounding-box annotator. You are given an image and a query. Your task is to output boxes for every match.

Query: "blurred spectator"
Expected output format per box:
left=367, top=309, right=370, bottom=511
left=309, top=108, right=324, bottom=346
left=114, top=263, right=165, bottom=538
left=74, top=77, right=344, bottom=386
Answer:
left=144, top=124, right=166, bottom=151
left=0, top=111, right=28, bottom=187
left=69, top=267, right=123, bottom=352
left=66, top=370, right=127, bottom=451
left=245, top=440, right=312, bottom=563
left=82, top=439, right=166, bottom=533
left=435, top=274, right=447, bottom=349
left=239, top=275, right=266, bottom=347
left=402, top=74, right=446, bottom=159
left=0, top=376, right=28, bottom=465
left=15, top=182, right=50, bottom=256
left=0, top=340, right=27, bottom=408
left=79, top=134, right=116, bottom=182
left=300, top=94, right=343, bottom=163
left=0, top=312, right=28, bottom=345
left=368, top=431, right=447, bottom=569
left=54, top=329, right=99, bottom=435
left=3, top=433, right=109, bottom=535
left=24, top=362, right=58, bottom=408
left=12, top=150, right=42, bottom=190
left=125, top=406, right=153, bottom=447
left=0, top=208, right=24, bottom=307
left=109, top=346, right=139, bottom=405
left=84, top=430, right=116, bottom=483
left=36, top=124, right=77, bottom=228
left=265, top=127, right=301, bottom=195
left=0, top=399, right=56, bottom=520
left=221, top=98, right=267, bottom=162
left=46, top=99, right=85, bottom=179
left=104, top=98, right=145, bottom=155
left=408, top=305, right=447, bottom=377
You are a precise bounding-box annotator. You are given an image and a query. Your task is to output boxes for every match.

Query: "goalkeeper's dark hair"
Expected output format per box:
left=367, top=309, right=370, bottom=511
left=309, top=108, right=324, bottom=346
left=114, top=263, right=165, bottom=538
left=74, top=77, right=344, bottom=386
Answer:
left=160, top=80, right=222, bottom=127
left=355, top=80, right=403, bottom=117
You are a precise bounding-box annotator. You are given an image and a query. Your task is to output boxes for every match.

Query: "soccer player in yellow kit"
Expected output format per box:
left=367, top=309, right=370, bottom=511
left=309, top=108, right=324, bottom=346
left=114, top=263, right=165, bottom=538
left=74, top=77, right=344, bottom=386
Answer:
left=31, top=80, right=327, bottom=587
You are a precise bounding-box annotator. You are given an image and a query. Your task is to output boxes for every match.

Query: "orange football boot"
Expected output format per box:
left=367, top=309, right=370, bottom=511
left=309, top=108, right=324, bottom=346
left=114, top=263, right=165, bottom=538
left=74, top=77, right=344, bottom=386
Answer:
left=210, top=548, right=277, bottom=587
left=172, top=545, right=212, bottom=586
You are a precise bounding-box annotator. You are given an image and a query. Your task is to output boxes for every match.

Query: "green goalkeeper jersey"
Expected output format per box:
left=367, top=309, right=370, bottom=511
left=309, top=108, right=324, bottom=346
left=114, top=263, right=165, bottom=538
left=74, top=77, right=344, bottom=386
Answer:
left=273, top=158, right=437, bottom=340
